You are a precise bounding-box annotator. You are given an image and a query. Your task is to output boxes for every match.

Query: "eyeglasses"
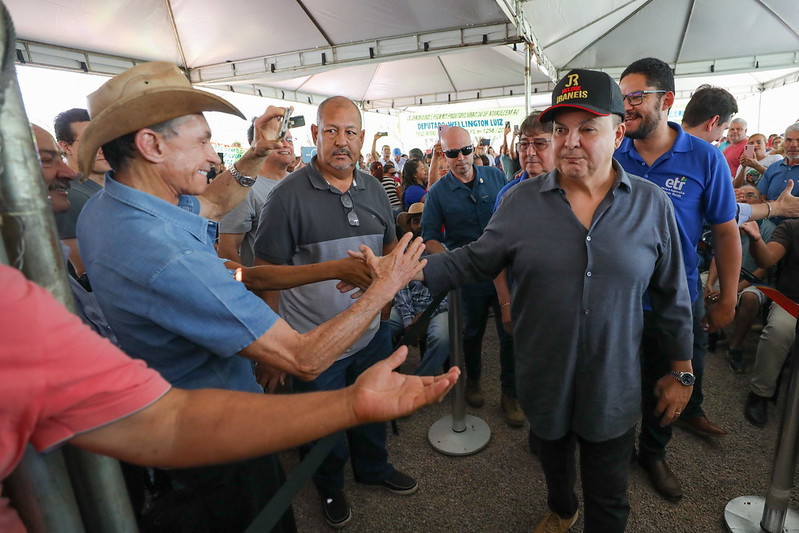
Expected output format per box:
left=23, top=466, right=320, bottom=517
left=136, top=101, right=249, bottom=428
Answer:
left=743, top=193, right=760, bottom=200
left=340, top=192, right=359, bottom=227
left=622, top=90, right=667, bottom=106
left=443, top=145, right=474, bottom=158
left=517, top=139, right=551, bottom=152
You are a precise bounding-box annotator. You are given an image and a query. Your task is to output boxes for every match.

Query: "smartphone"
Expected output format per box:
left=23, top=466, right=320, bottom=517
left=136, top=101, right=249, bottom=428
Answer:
left=480, top=139, right=491, bottom=146
left=743, top=145, right=755, bottom=159
left=513, top=125, right=519, bottom=135
left=288, top=115, right=305, bottom=129
left=301, top=146, right=317, bottom=164
left=438, top=124, right=449, bottom=140
left=377, top=131, right=388, bottom=137
left=277, top=107, right=293, bottom=140
left=505, top=122, right=510, bottom=128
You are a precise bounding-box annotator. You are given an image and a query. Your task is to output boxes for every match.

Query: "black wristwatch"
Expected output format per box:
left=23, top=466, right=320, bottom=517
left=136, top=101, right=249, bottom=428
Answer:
left=670, top=370, right=695, bottom=386
left=229, top=162, right=256, bottom=187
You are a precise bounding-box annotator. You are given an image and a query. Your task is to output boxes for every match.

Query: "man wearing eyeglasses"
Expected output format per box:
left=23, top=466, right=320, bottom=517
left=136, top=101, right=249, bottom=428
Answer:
left=421, top=125, right=524, bottom=426
left=253, top=96, right=419, bottom=528
left=218, top=124, right=294, bottom=266
left=615, top=57, right=741, bottom=504
left=493, top=111, right=555, bottom=340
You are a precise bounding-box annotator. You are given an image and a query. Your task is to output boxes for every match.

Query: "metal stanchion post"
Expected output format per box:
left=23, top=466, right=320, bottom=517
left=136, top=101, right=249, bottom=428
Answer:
left=0, top=4, right=138, bottom=531
left=428, top=288, right=491, bottom=455
left=724, top=318, right=799, bottom=532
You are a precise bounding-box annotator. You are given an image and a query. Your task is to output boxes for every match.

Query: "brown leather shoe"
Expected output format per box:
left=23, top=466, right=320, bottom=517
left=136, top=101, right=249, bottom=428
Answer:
left=465, top=378, right=484, bottom=408
left=501, top=393, right=526, bottom=427
left=674, top=415, right=728, bottom=437
left=638, top=456, right=683, bottom=502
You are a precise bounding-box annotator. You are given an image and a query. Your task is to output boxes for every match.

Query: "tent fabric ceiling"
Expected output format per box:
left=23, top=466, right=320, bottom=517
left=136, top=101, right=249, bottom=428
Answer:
left=5, top=0, right=799, bottom=111
left=527, top=0, right=799, bottom=77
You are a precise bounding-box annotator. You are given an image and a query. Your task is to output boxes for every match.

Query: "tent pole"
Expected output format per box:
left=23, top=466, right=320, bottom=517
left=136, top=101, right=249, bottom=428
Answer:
left=0, top=3, right=138, bottom=532
left=524, top=42, right=532, bottom=116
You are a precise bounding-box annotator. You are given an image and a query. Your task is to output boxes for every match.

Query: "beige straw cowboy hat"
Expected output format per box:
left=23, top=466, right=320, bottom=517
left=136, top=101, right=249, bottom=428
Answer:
left=78, top=61, right=244, bottom=176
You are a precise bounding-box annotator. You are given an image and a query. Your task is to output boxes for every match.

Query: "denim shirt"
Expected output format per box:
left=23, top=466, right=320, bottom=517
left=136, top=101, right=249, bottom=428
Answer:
left=421, top=164, right=507, bottom=251
left=77, top=174, right=275, bottom=393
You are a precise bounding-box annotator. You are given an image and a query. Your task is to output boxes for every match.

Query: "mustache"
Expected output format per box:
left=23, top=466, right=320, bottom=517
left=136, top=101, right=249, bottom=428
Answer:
left=332, top=148, right=351, bottom=156
left=625, top=111, right=642, bottom=120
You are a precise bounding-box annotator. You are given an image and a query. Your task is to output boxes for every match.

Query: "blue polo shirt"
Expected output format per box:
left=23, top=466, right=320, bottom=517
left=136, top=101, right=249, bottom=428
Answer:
left=494, top=171, right=530, bottom=212
left=421, top=164, right=507, bottom=250
left=77, top=175, right=276, bottom=393
left=615, top=122, right=736, bottom=302
left=758, top=159, right=799, bottom=224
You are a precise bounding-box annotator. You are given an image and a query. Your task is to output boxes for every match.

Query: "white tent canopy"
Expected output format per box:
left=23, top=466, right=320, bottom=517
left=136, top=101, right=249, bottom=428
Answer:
left=7, top=0, right=799, bottom=113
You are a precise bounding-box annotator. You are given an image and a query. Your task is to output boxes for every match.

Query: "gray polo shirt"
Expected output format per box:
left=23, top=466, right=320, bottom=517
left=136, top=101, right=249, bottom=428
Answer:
left=253, top=157, right=395, bottom=358
left=219, top=175, right=279, bottom=266
left=424, top=162, right=693, bottom=442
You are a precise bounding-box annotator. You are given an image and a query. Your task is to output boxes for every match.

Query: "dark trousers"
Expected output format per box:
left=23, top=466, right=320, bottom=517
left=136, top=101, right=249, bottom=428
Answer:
left=150, top=454, right=296, bottom=533
left=639, top=295, right=705, bottom=459
left=460, top=282, right=515, bottom=396
left=293, top=320, right=394, bottom=496
left=537, top=426, right=635, bottom=533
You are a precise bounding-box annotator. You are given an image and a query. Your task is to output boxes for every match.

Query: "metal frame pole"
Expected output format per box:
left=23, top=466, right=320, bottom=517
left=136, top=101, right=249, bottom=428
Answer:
left=724, top=317, right=799, bottom=532
left=428, top=288, right=491, bottom=455
left=0, top=3, right=138, bottom=531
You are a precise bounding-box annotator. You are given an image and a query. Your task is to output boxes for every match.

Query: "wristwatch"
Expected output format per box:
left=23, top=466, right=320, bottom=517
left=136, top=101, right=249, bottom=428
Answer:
left=229, top=162, right=256, bottom=187
left=670, top=370, right=695, bottom=386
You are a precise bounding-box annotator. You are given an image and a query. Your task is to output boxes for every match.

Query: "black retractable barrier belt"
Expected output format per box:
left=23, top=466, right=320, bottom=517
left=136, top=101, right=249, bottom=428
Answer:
left=394, top=291, right=447, bottom=348
left=245, top=432, right=342, bottom=533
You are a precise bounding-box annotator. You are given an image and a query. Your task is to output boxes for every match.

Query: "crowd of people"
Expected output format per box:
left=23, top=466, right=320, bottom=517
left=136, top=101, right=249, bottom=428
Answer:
left=4, top=54, right=799, bottom=533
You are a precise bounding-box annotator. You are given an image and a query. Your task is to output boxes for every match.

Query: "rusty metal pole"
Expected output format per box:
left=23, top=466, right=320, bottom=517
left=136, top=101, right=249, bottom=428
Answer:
left=0, top=2, right=137, bottom=531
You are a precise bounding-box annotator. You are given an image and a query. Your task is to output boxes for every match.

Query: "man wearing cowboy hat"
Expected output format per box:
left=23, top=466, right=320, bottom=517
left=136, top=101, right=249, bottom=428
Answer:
left=415, top=68, right=693, bottom=532
left=75, top=62, right=428, bottom=532
left=389, top=203, right=450, bottom=377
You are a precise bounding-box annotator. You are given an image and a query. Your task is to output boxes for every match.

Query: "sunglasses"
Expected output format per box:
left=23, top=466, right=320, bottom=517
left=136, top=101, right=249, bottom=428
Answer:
left=443, top=145, right=474, bottom=159
left=340, top=192, right=359, bottom=227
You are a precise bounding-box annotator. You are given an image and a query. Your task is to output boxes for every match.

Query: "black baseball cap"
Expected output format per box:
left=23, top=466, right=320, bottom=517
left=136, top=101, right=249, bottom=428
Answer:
left=539, top=68, right=625, bottom=123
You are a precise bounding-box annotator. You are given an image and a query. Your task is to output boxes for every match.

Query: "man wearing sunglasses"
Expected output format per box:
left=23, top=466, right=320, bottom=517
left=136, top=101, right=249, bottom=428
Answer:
left=421, top=126, right=524, bottom=426
left=254, top=96, right=418, bottom=529
left=615, top=57, right=741, bottom=504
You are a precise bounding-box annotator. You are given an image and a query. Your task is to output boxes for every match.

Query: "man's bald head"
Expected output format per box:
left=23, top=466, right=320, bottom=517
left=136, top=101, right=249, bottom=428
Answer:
left=317, top=96, right=362, bottom=130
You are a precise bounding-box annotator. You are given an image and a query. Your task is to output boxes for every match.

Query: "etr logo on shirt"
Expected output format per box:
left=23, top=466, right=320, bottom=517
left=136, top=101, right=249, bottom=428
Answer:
left=663, top=176, right=687, bottom=198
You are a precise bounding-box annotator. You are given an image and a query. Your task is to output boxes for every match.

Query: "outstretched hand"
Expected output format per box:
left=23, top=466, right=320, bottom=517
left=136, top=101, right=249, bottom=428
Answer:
left=350, top=346, right=459, bottom=423
left=361, top=232, right=426, bottom=300
left=770, top=179, right=799, bottom=218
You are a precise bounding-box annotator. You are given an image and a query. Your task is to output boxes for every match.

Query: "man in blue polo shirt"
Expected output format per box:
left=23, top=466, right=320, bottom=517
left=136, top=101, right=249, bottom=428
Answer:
left=615, top=57, right=741, bottom=503
left=76, top=63, right=428, bottom=533
left=758, top=123, right=799, bottom=224
left=421, top=125, right=524, bottom=427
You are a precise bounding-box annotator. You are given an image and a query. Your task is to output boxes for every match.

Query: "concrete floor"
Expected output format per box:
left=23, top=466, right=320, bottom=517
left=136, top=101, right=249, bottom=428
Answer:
left=280, top=325, right=799, bottom=532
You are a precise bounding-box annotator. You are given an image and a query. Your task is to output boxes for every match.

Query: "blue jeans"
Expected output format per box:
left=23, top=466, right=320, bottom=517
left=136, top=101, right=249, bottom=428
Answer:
left=388, top=307, right=450, bottom=376
left=537, top=426, right=635, bottom=533
left=639, top=293, right=705, bottom=459
left=292, top=320, right=394, bottom=496
left=460, top=282, right=515, bottom=396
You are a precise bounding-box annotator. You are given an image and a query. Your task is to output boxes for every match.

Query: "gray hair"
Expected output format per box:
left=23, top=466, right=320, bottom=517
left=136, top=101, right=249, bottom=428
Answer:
left=785, top=122, right=799, bottom=137
left=730, top=117, right=747, bottom=129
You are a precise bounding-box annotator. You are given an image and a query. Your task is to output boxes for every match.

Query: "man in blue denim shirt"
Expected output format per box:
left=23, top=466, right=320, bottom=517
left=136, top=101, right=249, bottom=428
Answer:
left=75, top=62, right=428, bottom=533
left=421, top=125, right=524, bottom=427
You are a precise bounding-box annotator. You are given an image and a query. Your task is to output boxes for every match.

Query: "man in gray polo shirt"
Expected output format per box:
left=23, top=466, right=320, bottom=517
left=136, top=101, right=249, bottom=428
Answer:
left=416, top=69, right=694, bottom=533
left=253, top=96, right=415, bottom=529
